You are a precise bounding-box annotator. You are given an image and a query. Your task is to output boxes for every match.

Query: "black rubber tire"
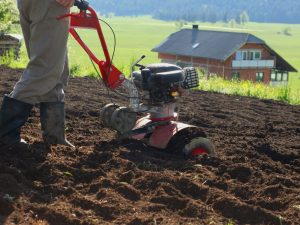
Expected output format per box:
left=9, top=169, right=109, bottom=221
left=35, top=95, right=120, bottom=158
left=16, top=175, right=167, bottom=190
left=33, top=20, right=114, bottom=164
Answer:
left=183, top=137, right=215, bottom=157
left=166, top=127, right=215, bottom=157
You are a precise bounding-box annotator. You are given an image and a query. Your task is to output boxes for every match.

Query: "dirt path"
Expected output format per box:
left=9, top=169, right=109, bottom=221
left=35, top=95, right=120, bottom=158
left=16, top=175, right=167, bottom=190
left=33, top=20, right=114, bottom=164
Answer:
left=0, top=65, right=300, bottom=225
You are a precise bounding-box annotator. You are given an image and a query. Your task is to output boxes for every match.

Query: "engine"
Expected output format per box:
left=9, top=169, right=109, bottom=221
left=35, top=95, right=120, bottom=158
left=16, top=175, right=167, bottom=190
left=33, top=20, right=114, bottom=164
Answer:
left=133, top=63, right=199, bottom=105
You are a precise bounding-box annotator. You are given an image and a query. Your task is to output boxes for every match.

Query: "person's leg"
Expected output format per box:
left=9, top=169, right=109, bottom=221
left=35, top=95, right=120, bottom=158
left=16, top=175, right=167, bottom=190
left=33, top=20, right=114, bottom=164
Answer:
left=10, top=0, right=70, bottom=104
left=38, top=54, right=69, bottom=102
left=1, top=0, right=73, bottom=146
left=0, top=0, right=34, bottom=145
left=38, top=53, right=74, bottom=147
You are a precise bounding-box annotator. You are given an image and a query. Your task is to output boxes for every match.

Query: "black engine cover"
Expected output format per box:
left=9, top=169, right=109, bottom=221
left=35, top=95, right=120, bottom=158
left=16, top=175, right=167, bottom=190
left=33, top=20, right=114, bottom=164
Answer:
left=133, top=63, right=185, bottom=104
left=146, top=63, right=184, bottom=85
left=150, top=70, right=184, bottom=84
left=146, top=63, right=182, bottom=74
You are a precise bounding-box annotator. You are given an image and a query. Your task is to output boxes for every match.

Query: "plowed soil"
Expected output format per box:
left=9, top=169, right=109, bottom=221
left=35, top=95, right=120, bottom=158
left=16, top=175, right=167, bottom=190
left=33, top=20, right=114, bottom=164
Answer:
left=0, top=65, right=300, bottom=225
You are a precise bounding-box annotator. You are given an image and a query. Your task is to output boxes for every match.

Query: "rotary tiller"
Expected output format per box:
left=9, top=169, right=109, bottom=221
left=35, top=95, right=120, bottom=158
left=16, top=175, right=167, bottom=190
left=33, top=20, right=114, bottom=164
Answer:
left=60, top=0, right=215, bottom=157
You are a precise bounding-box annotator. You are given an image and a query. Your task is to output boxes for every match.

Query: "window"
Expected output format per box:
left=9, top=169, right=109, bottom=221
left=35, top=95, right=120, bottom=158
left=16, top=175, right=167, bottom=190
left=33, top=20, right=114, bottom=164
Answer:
left=277, top=73, right=282, bottom=81
left=243, top=51, right=247, bottom=60
left=271, top=72, right=276, bottom=81
left=192, top=43, right=199, bottom=48
left=249, top=50, right=261, bottom=60
left=231, top=72, right=240, bottom=80
left=236, top=51, right=247, bottom=60
left=254, top=51, right=261, bottom=60
left=256, top=72, right=264, bottom=82
left=282, top=73, right=288, bottom=81
left=249, top=51, right=254, bottom=60
left=236, top=51, right=243, bottom=60
left=236, top=50, right=261, bottom=60
left=271, top=70, right=289, bottom=82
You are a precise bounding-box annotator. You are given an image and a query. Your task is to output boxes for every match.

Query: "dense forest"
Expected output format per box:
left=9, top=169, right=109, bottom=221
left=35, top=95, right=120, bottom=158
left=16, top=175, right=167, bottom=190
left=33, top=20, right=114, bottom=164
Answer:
left=88, top=0, right=300, bottom=24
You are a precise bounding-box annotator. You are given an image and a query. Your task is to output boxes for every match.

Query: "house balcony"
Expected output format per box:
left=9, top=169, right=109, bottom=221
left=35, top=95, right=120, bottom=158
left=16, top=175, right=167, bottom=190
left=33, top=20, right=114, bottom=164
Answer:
left=232, top=60, right=275, bottom=68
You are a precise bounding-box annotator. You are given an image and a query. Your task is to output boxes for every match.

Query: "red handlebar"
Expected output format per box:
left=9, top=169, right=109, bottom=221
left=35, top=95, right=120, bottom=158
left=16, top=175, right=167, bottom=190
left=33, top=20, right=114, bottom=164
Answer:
left=58, top=6, right=124, bottom=89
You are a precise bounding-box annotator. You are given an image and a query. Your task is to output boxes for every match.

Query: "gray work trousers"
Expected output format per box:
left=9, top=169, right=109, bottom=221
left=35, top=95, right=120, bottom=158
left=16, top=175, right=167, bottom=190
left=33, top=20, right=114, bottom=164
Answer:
left=10, top=0, right=70, bottom=104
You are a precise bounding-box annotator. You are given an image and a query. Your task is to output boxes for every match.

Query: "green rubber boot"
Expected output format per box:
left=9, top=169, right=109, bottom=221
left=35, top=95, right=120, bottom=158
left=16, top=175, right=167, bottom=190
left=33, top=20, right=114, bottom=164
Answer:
left=40, top=102, right=74, bottom=148
left=0, top=96, right=33, bottom=146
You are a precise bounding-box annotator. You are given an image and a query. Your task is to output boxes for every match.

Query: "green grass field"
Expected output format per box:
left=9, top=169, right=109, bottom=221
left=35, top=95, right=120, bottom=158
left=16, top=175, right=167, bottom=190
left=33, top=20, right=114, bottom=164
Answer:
left=67, top=16, right=177, bottom=75
left=4, top=16, right=300, bottom=102
left=66, top=16, right=300, bottom=90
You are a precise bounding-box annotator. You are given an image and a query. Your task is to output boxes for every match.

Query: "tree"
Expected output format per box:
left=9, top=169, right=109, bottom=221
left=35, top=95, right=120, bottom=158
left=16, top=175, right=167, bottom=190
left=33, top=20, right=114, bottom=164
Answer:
left=0, top=0, right=19, bottom=36
left=175, top=20, right=185, bottom=29
left=228, top=19, right=236, bottom=28
left=240, top=11, right=250, bottom=25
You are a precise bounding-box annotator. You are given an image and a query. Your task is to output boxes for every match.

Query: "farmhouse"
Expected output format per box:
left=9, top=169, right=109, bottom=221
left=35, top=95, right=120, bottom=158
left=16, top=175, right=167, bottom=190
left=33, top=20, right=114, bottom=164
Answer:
left=152, top=25, right=297, bottom=85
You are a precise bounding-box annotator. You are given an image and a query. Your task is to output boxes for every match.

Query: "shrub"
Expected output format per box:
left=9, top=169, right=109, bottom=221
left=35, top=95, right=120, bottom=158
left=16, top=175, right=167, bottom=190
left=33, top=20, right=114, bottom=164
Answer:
left=0, top=0, right=19, bottom=37
left=70, top=63, right=81, bottom=76
left=198, top=76, right=300, bottom=105
left=228, top=19, right=236, bottom=28
left=0, top=48, right=15, bottom=65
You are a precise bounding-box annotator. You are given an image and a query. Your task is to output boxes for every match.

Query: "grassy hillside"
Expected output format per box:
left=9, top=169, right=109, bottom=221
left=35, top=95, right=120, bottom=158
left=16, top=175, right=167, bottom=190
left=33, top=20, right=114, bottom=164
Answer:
left=66, top=16, right=300, bottom=90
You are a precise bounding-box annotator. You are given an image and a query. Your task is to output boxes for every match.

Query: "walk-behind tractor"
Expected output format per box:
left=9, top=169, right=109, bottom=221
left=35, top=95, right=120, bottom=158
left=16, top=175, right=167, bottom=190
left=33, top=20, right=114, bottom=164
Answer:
left=60, top=0, right=215, bottom=157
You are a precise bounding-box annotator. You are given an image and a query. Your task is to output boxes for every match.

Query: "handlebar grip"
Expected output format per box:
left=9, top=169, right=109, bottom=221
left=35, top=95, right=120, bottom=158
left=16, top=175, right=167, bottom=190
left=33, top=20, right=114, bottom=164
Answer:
left=135, top=63, right=146, bottom=69
left=74, top=0, right=89, bottom=10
